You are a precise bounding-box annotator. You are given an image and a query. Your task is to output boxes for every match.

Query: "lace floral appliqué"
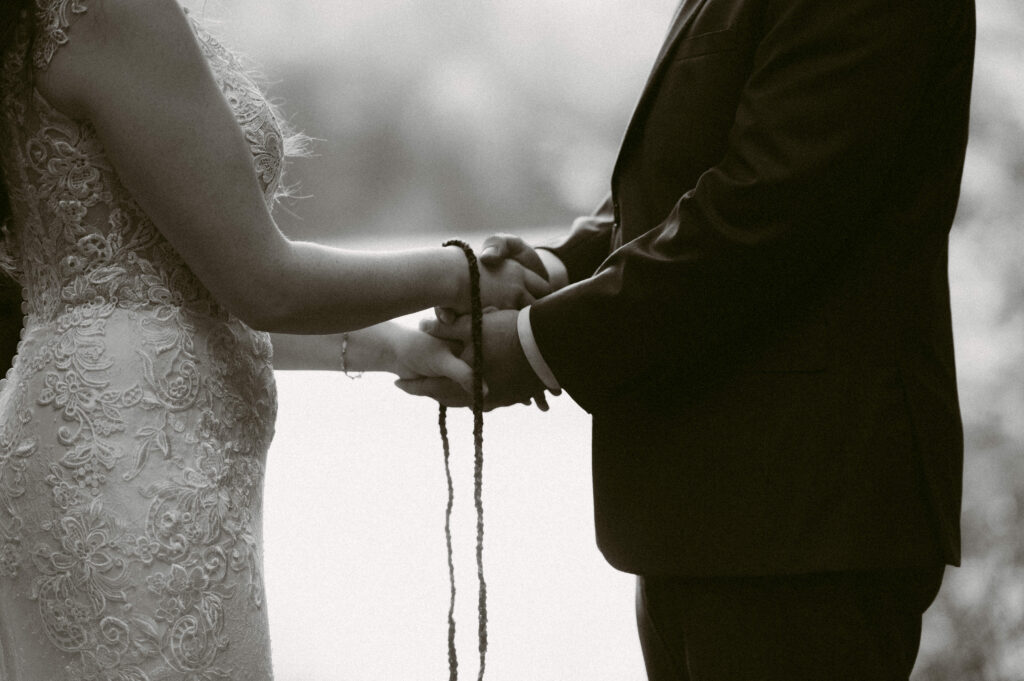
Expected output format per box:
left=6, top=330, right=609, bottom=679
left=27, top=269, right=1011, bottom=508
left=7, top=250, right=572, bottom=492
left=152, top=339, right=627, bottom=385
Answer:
left=0, top=1, right=285, bottom=679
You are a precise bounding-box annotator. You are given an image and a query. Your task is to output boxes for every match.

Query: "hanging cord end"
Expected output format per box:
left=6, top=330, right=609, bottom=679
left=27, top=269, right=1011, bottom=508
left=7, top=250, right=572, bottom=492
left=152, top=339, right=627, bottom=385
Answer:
left=439, top=240, right=488, bottom=681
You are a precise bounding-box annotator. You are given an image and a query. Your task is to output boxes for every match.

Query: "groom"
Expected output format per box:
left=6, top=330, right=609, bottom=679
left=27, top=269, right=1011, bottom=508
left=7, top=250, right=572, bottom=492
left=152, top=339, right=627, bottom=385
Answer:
left=401, top=0, right=976, bottom=677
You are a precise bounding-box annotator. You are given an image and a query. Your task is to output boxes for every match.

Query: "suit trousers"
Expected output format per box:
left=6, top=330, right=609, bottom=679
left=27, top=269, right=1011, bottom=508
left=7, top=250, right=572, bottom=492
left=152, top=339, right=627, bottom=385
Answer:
left=636, top=566, right=945, bottom=681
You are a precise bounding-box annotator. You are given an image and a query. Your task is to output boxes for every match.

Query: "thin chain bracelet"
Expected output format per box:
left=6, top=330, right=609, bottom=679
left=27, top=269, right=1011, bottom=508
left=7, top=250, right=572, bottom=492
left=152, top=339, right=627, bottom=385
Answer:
left=439, top=239, right=487, bottom=681
left=339, top=332, right=363, bottom=379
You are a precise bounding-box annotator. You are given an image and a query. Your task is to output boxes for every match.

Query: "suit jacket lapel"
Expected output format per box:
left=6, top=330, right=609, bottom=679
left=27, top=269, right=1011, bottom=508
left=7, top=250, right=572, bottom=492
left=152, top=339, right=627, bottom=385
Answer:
left=613, top=0, right=712, bottom=179
left=653, top=0, right=707, bottom=68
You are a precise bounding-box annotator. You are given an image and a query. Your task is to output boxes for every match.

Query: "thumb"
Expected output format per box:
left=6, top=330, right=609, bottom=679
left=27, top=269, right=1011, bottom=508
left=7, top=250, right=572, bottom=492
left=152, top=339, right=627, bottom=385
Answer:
left=433, top=306, right=456, bottom=325
left=419, top=315, right=472, bottom=342
left=491, top=234, right=548, bottom=279
left=479, top=234, right=511, bottom=265
left=435, top=352, right=479, bottom=396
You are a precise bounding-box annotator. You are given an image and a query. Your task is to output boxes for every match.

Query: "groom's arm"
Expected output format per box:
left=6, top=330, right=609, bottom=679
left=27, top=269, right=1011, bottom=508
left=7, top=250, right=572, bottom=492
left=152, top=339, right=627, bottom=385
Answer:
left=477, top=193, right=618, bottom=393
left=538, top=193, right=616, bottom=286
left=479, top=192, right=615, bottom=292
left=528, top=0, right=973, bottom=413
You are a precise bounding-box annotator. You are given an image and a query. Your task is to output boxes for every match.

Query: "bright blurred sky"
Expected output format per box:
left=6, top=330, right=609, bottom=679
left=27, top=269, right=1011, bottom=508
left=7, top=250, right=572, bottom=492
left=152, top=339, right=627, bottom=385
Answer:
left=182, top=0, right=682, bottom=240
left=195, top=0, right=679, bottom=136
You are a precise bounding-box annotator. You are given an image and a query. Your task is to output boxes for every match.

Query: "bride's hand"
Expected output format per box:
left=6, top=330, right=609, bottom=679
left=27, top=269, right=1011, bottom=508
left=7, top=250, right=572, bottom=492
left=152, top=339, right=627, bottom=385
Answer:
left=443, top=239, right=551, bottom=318
left=389, top=325, right=479, bottom=396
left=477, top=257, right=552, bottom=310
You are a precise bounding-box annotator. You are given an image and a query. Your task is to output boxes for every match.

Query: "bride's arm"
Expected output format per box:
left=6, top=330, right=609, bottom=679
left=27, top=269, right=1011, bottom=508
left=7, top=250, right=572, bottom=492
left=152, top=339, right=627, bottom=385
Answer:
left=34, top=0, right=547, bottom=334
left=269, top=325, right=474, bottom=392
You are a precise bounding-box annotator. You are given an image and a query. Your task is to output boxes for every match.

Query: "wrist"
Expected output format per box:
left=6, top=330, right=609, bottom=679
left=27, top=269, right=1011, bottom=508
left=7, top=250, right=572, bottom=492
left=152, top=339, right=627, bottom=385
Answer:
left=516, top=307, right=560, bottom=391
left=509, top=319, right=544, bottom=394
left=339, top=324, right=395, bottom=374
left=441, top=245, right=470, bottom=308
left=375, top=323, right=404, bottom=374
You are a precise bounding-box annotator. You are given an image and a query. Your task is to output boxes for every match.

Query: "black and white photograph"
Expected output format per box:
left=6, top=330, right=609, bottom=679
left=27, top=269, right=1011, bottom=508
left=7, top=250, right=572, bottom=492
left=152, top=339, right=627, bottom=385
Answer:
left=0, top=0, right=1020, bottom=679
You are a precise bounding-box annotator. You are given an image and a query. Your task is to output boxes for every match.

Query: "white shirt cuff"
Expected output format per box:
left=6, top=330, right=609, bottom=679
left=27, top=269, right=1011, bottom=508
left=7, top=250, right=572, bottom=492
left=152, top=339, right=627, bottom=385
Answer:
left=517, top=306, right=561, bottom=392
left=537, top=249, right=569, bottom=290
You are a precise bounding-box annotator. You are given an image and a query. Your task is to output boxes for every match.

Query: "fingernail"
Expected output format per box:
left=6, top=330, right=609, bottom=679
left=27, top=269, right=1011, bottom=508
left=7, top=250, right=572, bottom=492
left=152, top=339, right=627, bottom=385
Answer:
left=481, top=247, right=498, bottom=259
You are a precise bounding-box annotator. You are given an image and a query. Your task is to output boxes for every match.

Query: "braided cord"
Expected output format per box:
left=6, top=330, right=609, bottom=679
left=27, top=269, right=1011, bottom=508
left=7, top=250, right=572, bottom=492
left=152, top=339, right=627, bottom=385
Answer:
left=440, top=240, right=488, bottom=681
left=438, top=406, right=458, bottom=681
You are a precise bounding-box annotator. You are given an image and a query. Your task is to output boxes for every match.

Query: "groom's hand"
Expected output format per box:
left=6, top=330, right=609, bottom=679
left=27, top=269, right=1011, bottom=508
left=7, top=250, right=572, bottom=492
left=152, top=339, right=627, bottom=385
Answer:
left=396, top=309, right=549, bottom=411
left=436, top=233, right=552, bottom=324
left=479, top=233, right=549, bottom=281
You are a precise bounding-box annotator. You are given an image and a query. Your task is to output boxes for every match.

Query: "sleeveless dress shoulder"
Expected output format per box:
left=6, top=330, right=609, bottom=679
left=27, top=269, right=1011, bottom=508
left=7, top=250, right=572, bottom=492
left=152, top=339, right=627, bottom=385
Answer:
left=0, top=2, right=287, bottom=678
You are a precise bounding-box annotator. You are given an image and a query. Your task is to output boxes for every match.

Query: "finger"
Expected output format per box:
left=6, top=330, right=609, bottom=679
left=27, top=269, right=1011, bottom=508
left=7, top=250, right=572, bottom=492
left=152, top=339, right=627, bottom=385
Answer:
left=523, top=268, right=552, bottom=299
left=479, top=234, right=513, bottom=264
left=435, top=352, right=477, bottom=396
left=481, top=234, right=549, bottom=281
left=419, top=316, right=472, bottom=342
left=483, top=393, right=542, bottom=411
left=533, top=392, right=550, bottom=412
left=509, top=242, right=548, bottom=280
left=484, top=397, right=519, bottom=412
left=441, top=338, right=465, bottom=355
left=394, top=378, right=473, bottom=408
left=434, top=306, right=456, bottom=325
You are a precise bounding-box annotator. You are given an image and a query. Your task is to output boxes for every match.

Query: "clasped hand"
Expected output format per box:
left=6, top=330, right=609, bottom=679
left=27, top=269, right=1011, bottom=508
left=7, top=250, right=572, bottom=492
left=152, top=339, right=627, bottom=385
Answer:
left=442, top=235, right=551, bottom=317
left=398, top=234, right=557, bottom=411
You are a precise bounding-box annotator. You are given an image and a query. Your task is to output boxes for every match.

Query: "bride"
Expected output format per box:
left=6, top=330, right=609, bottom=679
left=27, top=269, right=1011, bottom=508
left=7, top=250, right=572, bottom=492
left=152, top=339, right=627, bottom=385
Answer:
left=0, top=0, right=548, bottom=678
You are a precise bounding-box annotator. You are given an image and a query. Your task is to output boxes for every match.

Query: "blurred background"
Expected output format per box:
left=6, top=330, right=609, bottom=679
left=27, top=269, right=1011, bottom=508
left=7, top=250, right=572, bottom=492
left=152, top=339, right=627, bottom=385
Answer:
left=183, top=0, right=1023, bottom=678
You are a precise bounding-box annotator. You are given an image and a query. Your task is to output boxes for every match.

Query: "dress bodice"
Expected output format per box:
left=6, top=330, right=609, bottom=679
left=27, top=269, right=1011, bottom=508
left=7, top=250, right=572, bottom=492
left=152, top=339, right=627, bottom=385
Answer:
left=0, top=4, right=286, bottom=679
left=0, top=0, right=287, bottom=325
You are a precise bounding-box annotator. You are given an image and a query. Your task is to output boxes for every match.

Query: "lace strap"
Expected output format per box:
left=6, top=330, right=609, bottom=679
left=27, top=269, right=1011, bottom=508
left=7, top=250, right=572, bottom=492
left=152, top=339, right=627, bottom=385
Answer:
left=32, top=0, right=90, bottom=70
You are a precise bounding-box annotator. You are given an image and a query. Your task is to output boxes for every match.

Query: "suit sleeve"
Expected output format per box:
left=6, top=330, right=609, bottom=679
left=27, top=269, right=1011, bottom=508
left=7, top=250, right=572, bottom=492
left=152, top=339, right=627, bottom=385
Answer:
left=530, top=0, right=968, bottom=413
left=540, top=193, right=615, bottom=285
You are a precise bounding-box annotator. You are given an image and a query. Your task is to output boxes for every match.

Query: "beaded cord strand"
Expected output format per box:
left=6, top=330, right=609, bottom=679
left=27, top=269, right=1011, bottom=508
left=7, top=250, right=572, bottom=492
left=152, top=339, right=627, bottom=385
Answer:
left=439, top=239, right=488, bottom=681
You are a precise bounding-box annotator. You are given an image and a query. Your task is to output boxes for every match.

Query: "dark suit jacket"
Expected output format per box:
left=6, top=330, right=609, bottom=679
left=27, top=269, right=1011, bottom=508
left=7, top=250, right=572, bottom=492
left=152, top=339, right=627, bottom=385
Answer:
left=530, top=0, right=974, bottom=576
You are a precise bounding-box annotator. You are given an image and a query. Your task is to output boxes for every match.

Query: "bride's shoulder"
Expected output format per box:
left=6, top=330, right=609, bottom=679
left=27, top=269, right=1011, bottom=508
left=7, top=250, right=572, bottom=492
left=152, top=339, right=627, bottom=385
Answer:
left=34, top=0, right=190, bottom=68
left=34, top=0, right=202, bottom=117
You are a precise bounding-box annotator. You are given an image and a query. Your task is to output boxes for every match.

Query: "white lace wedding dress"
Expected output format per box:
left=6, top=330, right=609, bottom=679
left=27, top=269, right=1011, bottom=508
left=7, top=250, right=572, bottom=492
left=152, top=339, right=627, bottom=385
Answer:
left=0, top=2, right=287, bottom=679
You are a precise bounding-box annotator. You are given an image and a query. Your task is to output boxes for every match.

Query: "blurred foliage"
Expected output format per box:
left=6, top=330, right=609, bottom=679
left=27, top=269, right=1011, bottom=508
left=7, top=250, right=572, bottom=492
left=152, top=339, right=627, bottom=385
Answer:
left=188, top=0, right=1024, bottom=677
left=198, top=0, right=677, bottom=242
